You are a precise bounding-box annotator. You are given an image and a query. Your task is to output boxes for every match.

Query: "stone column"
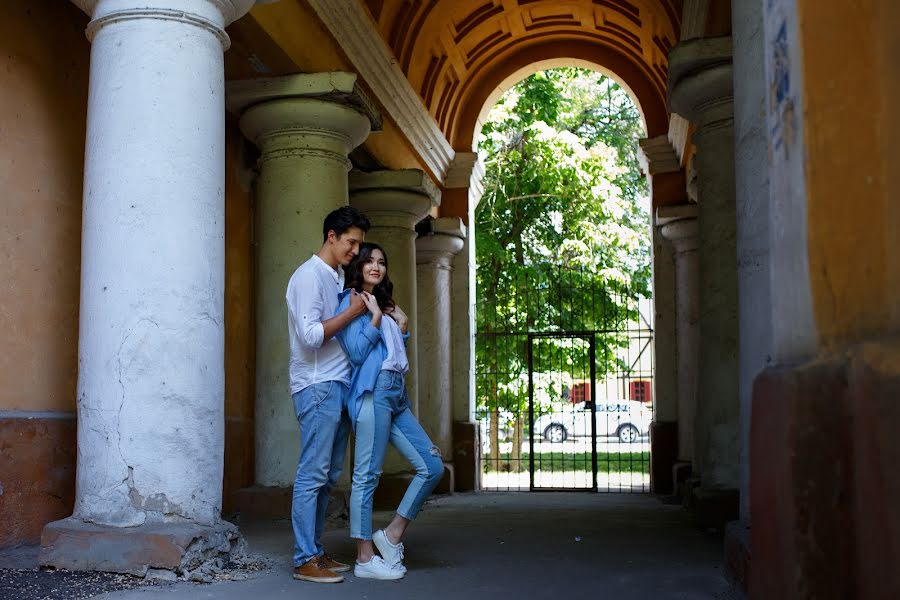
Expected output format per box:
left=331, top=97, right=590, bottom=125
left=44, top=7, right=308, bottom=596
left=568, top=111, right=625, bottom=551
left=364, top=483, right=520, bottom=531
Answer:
left=226, top=74, right=378, bottom=490
left=669, top=37, right=740, bottom=495
left=445, top=152, right=484, bottom=492
left=40, top=0, right=256, bottom=575
left=639, top=136, right=684, bottom=494
left=349, top=170, right=440, bottom=416
left=658, top=208, right=700, bottom=465
left=415, top=218, right=466, bottom=461
left=350, top=170, right=439, bottom=504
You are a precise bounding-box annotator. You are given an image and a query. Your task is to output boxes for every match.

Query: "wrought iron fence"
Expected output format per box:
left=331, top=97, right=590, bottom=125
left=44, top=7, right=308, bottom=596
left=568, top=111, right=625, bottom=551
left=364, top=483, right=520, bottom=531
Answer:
left=476, top=264, right=653, bottom=492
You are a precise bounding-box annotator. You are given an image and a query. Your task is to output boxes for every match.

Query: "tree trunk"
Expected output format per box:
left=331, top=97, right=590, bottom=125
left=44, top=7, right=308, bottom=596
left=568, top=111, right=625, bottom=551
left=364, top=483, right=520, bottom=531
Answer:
left=490, top=406, right=500, bottom=471
left=511, top=416, right=525, bottom=472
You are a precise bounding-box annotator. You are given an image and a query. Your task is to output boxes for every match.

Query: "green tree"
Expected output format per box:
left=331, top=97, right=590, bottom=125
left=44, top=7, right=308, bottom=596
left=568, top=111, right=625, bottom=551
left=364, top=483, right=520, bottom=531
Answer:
left=475, top=68, right=651, bottom=471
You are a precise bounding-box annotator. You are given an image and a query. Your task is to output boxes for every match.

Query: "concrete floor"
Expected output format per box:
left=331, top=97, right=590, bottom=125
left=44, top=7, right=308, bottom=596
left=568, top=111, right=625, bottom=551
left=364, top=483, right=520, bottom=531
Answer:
left=97, top=492, right=732, bottom=600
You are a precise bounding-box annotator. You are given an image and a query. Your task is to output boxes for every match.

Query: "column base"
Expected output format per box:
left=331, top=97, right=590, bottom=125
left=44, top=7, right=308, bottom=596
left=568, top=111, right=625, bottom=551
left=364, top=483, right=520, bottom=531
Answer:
left=370, top=465, right=453, bottom=510
left=228, top=486, right=348, bottom=525
left=673, top=461, right=693, bottom=495
left=452, top=421, right=480, bottom=492
left=373, top=473, right=414, bottom=510
left=39, top=518, right=244, bottom=577
left=689, top=487, right=739, bottom=533
left=433, top=462, right=455, bottom=495
left=724, top=519, right=751, bottom=598
left=751, top=339, right=900, bottom=600
left=649, top=420, right=678, bottom=494
left=678, top=473, right=700, bottom=508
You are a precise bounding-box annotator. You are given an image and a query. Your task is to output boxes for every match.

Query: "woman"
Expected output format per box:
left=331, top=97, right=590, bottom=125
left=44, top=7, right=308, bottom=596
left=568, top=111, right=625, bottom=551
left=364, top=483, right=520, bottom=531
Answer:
left=336, top=242, right=444, bottom=580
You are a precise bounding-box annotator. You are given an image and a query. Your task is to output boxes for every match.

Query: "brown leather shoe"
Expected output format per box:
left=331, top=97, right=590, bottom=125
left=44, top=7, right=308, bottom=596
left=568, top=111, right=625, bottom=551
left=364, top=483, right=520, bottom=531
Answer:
left=318, top=553, right=351, bottom=573
left=292, top=559, right=344, bottom=583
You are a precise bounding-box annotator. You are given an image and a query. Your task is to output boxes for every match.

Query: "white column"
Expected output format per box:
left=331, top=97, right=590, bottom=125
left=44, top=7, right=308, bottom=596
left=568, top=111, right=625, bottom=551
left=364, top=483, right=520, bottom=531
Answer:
left=227, top=74, right=377, bottom=488
left=349, top=170, right=440, bottom=417
left=670, top=37, right=740, bottom=490
left=416, top=218, right=465, bottom=458
left=41, top=0, right=256, bottom=576
left=733, top=0, right=773, bottom=521
left=72, top=0, right=255, bottom=529
left=659, top=211, right=700, bottom=463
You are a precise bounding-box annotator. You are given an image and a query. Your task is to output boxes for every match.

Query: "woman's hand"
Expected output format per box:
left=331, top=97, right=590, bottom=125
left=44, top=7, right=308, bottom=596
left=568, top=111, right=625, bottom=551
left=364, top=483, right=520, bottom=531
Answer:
left=387, top=304, right=408, bottom=333
left=360, top=291, right=382, bottom=327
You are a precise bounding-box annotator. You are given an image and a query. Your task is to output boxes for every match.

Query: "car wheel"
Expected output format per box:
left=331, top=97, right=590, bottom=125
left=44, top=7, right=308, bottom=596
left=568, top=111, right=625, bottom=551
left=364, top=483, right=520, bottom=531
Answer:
left=617, top=424, right=639, bottom=443
left=544, top=423, right=567, bottom=443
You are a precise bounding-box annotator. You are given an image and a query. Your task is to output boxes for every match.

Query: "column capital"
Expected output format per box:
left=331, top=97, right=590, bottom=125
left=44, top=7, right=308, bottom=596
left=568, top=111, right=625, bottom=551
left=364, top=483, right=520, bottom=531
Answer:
left=350, top=169, right=441, bottom=229
left=228, top=74, right=379, bottom=169
left=658, top=205, right=700, bottom=254
left=226, top=72, right=382, bottom=132
left=416, top=218, right=466, bottom=268
left=73, top=0, right=257, bottom=47
left=668, top=36, right=734, bottom=129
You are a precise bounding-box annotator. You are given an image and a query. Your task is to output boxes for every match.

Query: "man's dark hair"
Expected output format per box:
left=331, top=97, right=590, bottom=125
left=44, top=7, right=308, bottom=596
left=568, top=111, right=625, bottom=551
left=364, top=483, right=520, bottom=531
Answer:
left=323, top=206, right=370, bottom=242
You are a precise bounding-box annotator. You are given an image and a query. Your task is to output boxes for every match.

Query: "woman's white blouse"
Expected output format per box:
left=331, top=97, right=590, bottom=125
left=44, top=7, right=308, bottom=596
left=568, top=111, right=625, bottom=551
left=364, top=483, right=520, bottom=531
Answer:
left=380, top=313, right=409, bottom=375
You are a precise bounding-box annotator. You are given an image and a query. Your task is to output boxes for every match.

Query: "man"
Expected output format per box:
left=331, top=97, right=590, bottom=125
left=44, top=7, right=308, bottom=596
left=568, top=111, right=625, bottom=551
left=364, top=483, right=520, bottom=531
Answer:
left=286, top=206, right=370, bottom=583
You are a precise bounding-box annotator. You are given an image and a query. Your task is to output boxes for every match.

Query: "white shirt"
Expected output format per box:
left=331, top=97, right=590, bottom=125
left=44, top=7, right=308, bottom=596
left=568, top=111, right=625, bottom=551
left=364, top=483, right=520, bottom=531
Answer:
left=380, top=314, right=409, bottom=375
left=286, top=255, right=350, bottom=394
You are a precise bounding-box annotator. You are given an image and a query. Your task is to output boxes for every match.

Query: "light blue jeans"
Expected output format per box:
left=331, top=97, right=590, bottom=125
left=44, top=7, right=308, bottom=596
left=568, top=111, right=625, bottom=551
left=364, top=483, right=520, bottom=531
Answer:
left=291, top=381, right=351, bottom=566
left=350, top=370, right=444, bottom=540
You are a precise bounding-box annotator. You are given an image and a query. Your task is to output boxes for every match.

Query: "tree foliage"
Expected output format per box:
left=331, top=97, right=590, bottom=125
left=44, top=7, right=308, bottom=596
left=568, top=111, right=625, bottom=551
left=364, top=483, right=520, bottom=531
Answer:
left=475, top=68, right=651, bottom=454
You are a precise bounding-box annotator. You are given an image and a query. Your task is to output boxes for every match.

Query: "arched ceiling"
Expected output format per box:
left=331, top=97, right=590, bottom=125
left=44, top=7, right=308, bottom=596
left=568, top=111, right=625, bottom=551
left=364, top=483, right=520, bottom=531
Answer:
left=362, top=0, right=681, bottom=146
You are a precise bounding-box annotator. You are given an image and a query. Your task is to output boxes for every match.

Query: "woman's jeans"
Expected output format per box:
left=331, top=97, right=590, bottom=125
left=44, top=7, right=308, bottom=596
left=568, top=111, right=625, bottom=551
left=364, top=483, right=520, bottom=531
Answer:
left=350, top=370, right=444, bottom=540
left=291, top=381, right=351, bottom=566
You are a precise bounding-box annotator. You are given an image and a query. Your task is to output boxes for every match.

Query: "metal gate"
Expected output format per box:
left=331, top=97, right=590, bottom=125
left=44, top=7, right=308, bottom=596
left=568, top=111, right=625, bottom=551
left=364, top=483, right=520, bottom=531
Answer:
left=476, top=265, right=653, bottom=492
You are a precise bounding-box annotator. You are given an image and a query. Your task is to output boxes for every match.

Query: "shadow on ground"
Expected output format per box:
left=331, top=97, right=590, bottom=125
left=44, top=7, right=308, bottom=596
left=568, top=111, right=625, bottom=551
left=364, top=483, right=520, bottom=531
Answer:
left=1, top=492, right=734, bottom=600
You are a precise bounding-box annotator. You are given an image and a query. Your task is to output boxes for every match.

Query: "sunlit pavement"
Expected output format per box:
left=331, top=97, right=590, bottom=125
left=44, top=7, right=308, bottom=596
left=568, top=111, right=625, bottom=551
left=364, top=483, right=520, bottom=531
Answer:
left=481, top=470, right=650, bottom=491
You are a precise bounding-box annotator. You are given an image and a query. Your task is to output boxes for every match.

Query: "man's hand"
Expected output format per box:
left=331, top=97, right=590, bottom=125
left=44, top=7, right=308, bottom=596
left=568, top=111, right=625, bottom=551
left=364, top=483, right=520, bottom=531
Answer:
left=386, top=304, right=409, bottom=333
left=321, top=289, right=368, bottom=341
left=348, top=289, right=367, bottom=316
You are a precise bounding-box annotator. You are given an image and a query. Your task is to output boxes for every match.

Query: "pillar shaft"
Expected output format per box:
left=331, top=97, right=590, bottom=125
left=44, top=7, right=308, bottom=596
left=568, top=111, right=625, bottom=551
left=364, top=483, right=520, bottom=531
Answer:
left=659, top=215, right=700, bottom=463
left=41, top=0, right=255, bottom=576
left=230, top=76, right=375, bottom=487
left=350, top=170, right=439, bottom=480
left=350, top=170, right=440, bottom=417
left=669, top=37, right=739, bottom=490
left=416, top=219, right=465, bottom=458
left=73, top=0, right=253, bottom=528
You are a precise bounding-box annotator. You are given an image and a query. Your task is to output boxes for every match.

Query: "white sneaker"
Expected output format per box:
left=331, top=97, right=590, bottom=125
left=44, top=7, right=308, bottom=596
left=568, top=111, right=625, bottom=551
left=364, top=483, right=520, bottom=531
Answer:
left=353, top=555, right=404, bottom=580
left=373, top=529, right=407, bottom=574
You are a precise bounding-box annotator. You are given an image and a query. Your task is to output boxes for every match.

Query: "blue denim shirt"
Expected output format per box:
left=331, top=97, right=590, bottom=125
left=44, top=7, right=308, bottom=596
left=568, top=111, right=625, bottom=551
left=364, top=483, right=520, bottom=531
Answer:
left=335, top=289, right=410, bottom=427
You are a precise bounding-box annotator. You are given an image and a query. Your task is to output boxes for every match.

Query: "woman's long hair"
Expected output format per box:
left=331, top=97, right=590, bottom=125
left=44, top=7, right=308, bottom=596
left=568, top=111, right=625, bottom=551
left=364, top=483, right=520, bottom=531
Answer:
left=346, top=242, right=395, bottom=311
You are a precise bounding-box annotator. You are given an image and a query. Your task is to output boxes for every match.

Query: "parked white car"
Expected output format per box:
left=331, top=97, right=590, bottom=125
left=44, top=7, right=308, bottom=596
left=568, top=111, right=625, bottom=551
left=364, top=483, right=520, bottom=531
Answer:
left=533, top=401, right=652, bottom=443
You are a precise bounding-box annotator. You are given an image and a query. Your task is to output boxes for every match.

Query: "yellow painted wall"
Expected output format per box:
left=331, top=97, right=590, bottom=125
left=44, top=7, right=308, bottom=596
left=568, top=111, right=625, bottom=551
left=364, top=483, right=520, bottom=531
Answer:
left=0, top=1, right=90, bottom=412
left=798, top=0, right=899, bottom=347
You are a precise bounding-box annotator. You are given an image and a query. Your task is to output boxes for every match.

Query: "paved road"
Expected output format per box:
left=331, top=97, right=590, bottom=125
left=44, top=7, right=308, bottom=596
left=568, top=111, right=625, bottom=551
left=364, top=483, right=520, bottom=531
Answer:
left=489, top=437, right=651, bottom=454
